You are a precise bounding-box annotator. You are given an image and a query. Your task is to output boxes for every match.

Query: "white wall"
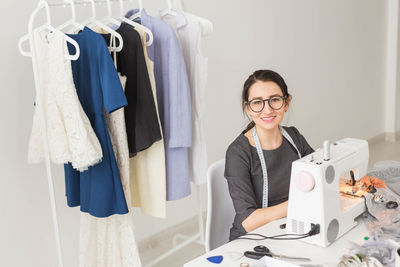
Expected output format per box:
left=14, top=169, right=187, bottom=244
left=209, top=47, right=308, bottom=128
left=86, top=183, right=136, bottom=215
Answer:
left=385, top=0, right=399, bottom=138
left=0, top=0, right=389, bottom=266
left=199, top=0, right=388, bottom=158
left=397, top=0, right=400, bottom=133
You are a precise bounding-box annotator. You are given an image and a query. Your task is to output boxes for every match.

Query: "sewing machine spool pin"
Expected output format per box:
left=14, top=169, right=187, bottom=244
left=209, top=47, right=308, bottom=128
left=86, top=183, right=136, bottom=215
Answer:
left=323, top=140, right=330, bottom=161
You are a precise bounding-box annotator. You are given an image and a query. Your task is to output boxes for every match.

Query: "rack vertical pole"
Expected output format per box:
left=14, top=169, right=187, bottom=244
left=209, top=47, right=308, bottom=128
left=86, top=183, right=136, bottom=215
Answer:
left=22, top=1, right=64, bottom=266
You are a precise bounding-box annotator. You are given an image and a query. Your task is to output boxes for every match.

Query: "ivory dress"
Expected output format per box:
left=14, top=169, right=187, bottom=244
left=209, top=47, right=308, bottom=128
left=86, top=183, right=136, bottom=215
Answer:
left=129, top=23, right=167, bottom=218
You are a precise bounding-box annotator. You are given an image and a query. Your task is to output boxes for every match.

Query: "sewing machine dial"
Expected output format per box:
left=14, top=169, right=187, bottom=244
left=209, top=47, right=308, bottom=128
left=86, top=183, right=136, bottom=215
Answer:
left=295, top=171, right=315, bottom=192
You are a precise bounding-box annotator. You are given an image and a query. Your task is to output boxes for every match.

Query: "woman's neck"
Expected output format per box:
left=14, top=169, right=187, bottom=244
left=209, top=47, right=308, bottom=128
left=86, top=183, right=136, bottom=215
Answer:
left=255, top=125, right=282, bottom=150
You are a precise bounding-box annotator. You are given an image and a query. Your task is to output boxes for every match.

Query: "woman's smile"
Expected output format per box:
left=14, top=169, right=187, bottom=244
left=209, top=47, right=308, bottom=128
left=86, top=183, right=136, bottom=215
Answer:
left=260, top=115, right=276, bottom=122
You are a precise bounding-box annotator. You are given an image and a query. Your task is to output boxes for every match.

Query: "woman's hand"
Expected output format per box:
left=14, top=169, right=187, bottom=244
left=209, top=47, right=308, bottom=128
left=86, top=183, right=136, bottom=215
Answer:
left=242, top=201, right=288, bottom=233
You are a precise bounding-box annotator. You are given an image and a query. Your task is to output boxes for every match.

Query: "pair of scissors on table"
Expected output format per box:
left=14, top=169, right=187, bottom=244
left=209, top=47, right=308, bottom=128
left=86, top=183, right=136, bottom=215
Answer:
left=244, top=245, right=311, bottom=262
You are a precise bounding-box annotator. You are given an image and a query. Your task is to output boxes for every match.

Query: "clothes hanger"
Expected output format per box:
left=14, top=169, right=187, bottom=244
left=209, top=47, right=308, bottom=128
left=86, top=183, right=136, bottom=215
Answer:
left=80, top=0, right=123, bottom=52
left=101, top=0, right=123, bottom=28
left=174, top=0, right=213, bottom=37
left=127, top=0, right=143, bottom=21
left=159, top=0, right=178, bottom=18
left=56, top=0, right=85, bottom=33
left=193, top=14, right=213, bottom=37
left=117, top=0, right=153, bottom=46
left=18, top=0, right=80, bottom=60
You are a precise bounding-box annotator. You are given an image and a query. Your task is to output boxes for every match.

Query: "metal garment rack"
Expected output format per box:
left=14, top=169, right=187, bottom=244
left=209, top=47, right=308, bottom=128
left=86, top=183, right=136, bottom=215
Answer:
left=19, top=1, right=207, bottom=266
left=47, top=0, right=136, bottom=7
left=18, top=2, right=68, bottom=266
left=17, top=1, right=128, bottom=266
left=145, top=185, right=205, bottom=267
left=145, top=1, right=209, bottom=265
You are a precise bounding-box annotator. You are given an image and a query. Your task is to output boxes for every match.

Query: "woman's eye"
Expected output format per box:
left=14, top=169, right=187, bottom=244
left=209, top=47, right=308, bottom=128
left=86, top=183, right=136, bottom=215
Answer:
left=252, top=100, right=262, bottom=105
left=271, top=97, right=281, bottom=102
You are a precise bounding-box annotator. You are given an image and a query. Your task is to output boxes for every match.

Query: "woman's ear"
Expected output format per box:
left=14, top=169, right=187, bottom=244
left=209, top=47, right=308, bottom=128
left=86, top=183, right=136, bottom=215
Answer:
left=245, top=107, right=255, bottom=122
left=284, top=96, right=291, bottom=112
left=244, top=103, right=251, bottom=116
left=245, top=108, right=251, bottom=118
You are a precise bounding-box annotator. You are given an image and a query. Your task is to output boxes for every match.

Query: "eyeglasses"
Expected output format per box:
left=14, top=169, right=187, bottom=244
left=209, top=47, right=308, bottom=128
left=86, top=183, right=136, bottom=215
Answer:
left=246, top=96, right=286, bottom=112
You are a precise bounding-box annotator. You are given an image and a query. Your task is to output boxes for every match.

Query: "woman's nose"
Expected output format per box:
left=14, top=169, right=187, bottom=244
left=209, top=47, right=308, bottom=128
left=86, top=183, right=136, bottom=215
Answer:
left=261, top=101, right=273, bottom=113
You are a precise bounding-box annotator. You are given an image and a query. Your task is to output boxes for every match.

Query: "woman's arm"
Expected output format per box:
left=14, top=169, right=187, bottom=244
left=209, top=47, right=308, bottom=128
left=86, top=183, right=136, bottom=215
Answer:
left=225, top=143, right=259, bottom=234
left=242, top=201, right=288, bottom=232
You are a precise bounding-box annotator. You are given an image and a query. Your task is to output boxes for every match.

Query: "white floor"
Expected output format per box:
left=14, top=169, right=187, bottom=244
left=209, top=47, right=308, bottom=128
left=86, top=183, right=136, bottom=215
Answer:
left=139, top=235, right=205, bottom=267
left=139, top=140, right=400, bottom=267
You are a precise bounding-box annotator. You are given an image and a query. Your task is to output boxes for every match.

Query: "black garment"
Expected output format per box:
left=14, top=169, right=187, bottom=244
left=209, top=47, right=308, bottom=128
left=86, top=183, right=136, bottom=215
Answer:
left=103, top=22, right=162, bottom=157
left=224, top=126, right=314, bottom=241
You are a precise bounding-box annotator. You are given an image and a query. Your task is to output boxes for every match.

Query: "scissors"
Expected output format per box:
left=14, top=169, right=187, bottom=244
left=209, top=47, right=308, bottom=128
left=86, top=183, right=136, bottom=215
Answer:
left=244, top=245, right=311, bottom=262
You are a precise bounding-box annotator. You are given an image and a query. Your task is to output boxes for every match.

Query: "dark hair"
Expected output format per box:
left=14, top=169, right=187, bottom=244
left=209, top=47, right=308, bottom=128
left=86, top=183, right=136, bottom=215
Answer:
left=242, top=70, right=291, bottom=132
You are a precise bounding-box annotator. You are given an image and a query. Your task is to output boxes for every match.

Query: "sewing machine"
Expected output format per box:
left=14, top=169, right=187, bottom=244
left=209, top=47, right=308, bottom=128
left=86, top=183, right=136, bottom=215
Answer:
left=286, top=138, right=369, bottom=247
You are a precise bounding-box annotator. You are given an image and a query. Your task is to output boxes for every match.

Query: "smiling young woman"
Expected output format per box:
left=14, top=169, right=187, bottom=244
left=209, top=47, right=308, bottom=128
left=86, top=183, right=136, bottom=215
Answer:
left=224, top=70, right=314, bottom=241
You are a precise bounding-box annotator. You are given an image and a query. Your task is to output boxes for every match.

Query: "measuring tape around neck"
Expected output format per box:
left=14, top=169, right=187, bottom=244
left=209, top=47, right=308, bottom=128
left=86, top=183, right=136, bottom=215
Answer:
left=252, top=126, right=301, bottom=208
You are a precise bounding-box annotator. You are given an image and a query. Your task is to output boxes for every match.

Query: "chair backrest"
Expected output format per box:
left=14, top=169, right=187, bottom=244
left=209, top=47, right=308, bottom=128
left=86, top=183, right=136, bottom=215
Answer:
left=205, top=159, right=235, bottom=252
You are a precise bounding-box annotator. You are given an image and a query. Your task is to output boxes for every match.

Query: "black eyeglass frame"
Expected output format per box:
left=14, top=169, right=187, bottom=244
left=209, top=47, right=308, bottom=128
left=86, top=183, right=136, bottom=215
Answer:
left=246, top=95, right=287, bottom=113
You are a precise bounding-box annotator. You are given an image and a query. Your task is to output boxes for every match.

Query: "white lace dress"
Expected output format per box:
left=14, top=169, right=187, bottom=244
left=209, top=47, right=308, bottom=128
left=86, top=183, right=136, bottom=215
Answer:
left=79, top=36, right=141, bottom=267
left=28, top=29, right=102, bottom=171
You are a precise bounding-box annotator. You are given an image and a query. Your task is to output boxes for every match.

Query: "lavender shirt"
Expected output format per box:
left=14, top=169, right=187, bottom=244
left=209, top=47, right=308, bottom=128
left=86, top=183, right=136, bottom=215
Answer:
left=126, top=9, right=192, bottom=200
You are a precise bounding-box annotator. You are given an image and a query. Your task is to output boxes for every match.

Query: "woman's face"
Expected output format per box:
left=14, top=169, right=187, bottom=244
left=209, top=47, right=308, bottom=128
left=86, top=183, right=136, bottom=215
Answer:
left=246, top=81, right=289, bottom=132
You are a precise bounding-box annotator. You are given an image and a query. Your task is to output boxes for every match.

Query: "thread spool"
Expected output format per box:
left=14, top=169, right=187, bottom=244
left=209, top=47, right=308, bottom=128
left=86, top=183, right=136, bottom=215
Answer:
left=323, top=140, right=330, bottom=161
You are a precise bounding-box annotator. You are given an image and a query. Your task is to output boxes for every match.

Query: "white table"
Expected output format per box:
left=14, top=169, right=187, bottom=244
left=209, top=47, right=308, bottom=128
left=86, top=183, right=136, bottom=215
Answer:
left=184, top=218, right=369, bottom=267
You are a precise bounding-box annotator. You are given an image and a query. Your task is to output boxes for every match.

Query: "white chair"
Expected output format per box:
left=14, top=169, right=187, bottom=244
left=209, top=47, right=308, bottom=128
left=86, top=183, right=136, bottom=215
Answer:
left=205, top=159, right=236, bottom=252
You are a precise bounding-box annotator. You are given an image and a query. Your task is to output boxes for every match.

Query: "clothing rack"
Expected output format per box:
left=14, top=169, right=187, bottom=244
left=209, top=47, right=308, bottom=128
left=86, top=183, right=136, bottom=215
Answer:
left=18, top=2, right=67, bottom=266
left=18, top=1, right=133, bottom=266
left=145, top=1, right=209, bottom=265
left=49, top=0, right=138, bottom=7
left=146, top=185, right=205, bottom=267
left=19, top=1, right=208, bottom=266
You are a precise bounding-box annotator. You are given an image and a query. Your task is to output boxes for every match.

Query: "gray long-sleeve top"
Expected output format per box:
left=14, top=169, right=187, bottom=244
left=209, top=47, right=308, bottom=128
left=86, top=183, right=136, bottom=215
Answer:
left=224, top=126, right=314, bottom=241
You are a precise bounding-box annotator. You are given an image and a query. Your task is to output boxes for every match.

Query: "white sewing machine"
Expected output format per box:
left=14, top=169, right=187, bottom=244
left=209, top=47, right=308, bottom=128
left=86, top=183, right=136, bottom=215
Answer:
left=286, top=138, right=369, bottom=247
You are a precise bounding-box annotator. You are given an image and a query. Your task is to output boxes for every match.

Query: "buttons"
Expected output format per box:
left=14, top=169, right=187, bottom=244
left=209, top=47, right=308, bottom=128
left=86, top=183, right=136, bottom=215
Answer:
left=295, top=171, right=316, bottom=192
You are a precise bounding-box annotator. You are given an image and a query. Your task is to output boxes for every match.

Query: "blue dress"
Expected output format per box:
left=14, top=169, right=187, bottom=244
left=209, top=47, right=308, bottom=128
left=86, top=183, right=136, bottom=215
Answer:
left=65, top=27, right=128, bottom=217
